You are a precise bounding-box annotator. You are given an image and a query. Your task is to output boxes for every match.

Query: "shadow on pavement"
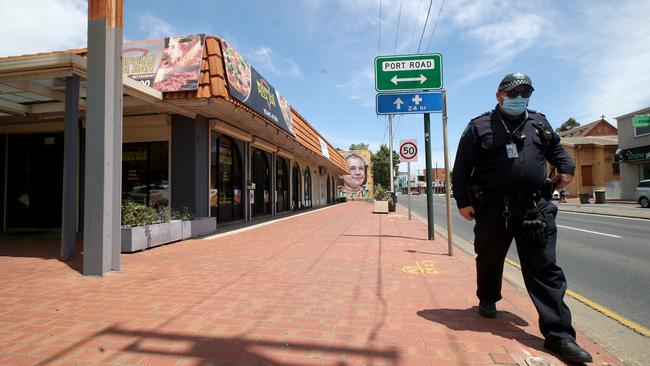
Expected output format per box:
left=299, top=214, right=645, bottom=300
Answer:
left=417, top=307, right=550, bottom=354
left=0, top=231, right=83, bottom=273
left=34, top=324, right=400, bottom=366
left=342, top=234, right=428, bottom=241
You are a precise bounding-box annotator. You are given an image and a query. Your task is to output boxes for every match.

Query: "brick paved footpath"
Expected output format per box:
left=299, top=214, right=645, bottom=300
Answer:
left=0, top=201, right=621, bottom=366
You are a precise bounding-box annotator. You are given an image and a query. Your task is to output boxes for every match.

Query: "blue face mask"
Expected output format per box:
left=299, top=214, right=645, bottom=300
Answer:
left=501, top=96, right=529, bottom=115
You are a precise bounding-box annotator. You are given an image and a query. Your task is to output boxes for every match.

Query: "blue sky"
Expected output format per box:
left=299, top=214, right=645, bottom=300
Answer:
left=2, top=0, right=650, bottom=173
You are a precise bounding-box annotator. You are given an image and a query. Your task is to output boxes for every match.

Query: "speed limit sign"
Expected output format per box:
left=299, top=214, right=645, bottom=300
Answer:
left=399, top=139, right=418, bottom=162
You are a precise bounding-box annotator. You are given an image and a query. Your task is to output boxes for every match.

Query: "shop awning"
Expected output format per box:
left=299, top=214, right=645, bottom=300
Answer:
left=162, top=36, right=350, bottom=176
left=0, top=50, right=196, bottom=128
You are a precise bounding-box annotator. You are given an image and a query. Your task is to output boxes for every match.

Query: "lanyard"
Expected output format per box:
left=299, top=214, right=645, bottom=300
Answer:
left=499, top=111, right=528, bottom=142
left=499, top=110, right=528, bottom=134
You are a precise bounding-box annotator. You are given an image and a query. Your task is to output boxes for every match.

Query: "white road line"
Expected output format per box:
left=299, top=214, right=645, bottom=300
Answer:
left=556, top=224, right=622, bottom=238
left=558, top=210, right=650, bottom=221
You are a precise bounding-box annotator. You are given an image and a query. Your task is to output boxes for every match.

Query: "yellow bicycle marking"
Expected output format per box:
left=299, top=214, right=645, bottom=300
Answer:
left=402, top=260, right=439, bottom=275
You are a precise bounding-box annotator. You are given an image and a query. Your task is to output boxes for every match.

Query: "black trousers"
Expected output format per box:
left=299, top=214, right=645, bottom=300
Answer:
left=473, top=197, right=576, bottom=341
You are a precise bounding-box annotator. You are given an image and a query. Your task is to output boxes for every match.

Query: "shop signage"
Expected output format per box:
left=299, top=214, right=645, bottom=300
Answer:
left=123, top=34, right=205, bottom=92
left=620, top=145, right=650, bottom=162
left=632, top=115, right=650, bottom=128
left=220, top=39, right=295, bottom=136
left=376, top=91, right=442, bottom=115
left=318, top=136, right=330, bottom=159
left=375, top=53, right=443, bottom=92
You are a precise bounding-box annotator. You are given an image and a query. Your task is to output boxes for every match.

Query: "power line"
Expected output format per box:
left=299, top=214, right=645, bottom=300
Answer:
left=408, top=0, right=425, bottom=53
left=378, top=0, right=382, bottom=55
left=425, top=0, right=446, bottom=51
left=417, top=0, right=434, bottom=53
left=393, top=0, right=403, bottom=54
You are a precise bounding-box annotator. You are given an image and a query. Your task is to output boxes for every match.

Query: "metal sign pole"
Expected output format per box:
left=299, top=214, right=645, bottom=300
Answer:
left=442, top=89, right=453, bottom=256
left=389, top=114, right=394, bottom=192
left=408, top=161, right=411, bottom=220
left=424, top=113, right=435, bottom=240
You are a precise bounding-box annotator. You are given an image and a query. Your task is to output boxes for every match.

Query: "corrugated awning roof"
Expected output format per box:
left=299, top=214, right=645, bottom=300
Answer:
left=560, top=135, right=618, bottom=147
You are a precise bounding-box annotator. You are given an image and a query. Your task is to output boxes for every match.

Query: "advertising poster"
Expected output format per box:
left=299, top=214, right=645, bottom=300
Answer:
left=220, top=39, right=295, bottom=135
left=123, top=34, right=205, bottom=92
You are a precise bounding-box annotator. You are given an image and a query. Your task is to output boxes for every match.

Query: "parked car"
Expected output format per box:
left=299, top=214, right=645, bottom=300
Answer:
left=635, top=179, right=650, bottom=208
left=411, top=190, right=420, bottom=195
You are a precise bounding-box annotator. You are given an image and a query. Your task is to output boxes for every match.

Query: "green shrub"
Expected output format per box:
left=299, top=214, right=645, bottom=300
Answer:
left=336, top=196, right=347, bottom=203
left=172, top=207, right=191, bottom=221
left=122, top=201, right=194, bottom=228
left=121, top=200, right=159, bottom=228
left=373, top=186, right=390, bottom=201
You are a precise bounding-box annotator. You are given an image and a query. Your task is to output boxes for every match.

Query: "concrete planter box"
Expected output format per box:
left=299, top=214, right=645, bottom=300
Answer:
left=188, top=217, right=216, bottom=237
left=374, top=200, right=389, bottom=214
left=121, top=218, right=216, bottom=253
left=122, top=220, right=182, bottom=253
left=181, top=220, right=192, bottom=240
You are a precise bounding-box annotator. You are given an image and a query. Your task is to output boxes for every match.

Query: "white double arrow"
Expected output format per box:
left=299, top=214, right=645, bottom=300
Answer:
left=391, top=74, right=427, bottom=85
left=393, top=98, right=404, bottom=109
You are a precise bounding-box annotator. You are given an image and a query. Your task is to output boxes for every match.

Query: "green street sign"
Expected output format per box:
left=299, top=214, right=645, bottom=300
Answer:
left=375, top=53, right=443, bottom=92
left=632, top=115, right=650, bottom=128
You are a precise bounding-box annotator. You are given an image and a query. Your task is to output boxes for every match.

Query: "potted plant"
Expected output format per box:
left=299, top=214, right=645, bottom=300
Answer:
left=373, top=186, right=391, bottom=214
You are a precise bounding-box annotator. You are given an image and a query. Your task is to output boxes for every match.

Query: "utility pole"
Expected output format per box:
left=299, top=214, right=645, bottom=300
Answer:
left=389, top=114, right=394, bottom=192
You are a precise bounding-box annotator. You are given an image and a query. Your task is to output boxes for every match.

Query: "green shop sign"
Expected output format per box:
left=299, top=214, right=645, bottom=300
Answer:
left=620, top=145, right=650, bottom=162
left=632, top=115, right=650, bottom=128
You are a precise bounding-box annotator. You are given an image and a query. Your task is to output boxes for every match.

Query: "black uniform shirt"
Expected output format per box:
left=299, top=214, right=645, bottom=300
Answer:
left=452, top=104, right=574, bottom=208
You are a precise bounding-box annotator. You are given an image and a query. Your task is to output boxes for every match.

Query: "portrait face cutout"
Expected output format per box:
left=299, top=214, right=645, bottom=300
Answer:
left=342, top=155, right=366, bottom=192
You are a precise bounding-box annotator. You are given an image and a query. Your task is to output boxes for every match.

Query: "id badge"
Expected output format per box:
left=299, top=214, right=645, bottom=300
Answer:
left=506, top=143, right=519, bottom=158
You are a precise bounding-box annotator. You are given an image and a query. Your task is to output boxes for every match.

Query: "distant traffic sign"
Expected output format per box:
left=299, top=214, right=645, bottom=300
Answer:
left=399, top=139, right=418, bottom=162
left=375, top=53, right=443, bottom=92
left=376, top=91, right=442, bottom=115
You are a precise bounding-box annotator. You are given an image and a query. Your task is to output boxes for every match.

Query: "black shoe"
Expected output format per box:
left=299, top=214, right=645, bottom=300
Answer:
left=478, top=301, right=496, bottom=318
left=544, top=338, right=593, bottom=363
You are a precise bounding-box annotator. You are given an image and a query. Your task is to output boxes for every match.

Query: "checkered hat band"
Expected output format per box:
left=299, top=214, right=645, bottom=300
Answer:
left=499, top=79, right=531, bottom=91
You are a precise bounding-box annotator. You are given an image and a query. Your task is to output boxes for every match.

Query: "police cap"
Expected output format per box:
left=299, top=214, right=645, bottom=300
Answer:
left=498, top=72, right=534, bottom=92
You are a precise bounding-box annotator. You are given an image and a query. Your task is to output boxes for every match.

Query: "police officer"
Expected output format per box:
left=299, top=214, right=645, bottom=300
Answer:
left=452, top=73, right=592, bottom=363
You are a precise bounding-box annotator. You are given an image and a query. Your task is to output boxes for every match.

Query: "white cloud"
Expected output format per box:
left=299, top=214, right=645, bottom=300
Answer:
left=137, top=12, right=176, bottom=39
left=562, top=1, right=650, bottom=121
left=349, top=95, right=361, bottom=100
left=0, top=0, right=87, bottom=57
left=249, top=46, right=303, bottom=78
left=444, top=0, right=552, bottom=85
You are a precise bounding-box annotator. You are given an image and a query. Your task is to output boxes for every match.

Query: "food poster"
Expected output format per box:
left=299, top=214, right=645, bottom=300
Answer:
left=220, top=39, right=295, bottom=135
left=123, top=34, right=205, bottom=92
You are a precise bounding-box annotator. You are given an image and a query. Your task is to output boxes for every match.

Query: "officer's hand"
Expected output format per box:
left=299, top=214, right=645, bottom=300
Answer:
left=553, top=174, right=573, bottom=188
left=459, top=206, right=475, bottom=221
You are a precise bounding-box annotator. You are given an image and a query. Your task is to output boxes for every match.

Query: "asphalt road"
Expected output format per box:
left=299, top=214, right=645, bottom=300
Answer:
left=398, top=193, right=650, bottom=328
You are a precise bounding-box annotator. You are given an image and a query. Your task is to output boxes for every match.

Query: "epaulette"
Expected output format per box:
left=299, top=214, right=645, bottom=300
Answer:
left=527, top=109, right=546, bottom=118
left=470, top=111, right=490, bottom=121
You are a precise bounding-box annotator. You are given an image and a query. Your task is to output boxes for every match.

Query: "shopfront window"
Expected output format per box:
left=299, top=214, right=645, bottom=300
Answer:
left=252, top=148, right=271, bottom=216
left=276, top=157, right=289, bottom=213
left=210, top=134, right=243, bottom=223
left=640, top=162, right=650, bottom=181
left=304, top=168, right=312, bottom=208
left=293, top=163, right=301, bottom=210
left=122, top=142, right=169, bottom=208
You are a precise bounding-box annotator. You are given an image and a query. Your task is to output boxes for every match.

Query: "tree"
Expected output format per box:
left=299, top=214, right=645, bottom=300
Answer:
left=556, top=118, right=580, bottom=133
left=371, top=144, right=400, bottom=189
left=349, top=143, right=369, bottom=150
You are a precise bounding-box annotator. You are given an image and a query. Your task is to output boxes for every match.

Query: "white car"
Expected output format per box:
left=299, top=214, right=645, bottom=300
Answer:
left=635, top=179, right=650, bottom=208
